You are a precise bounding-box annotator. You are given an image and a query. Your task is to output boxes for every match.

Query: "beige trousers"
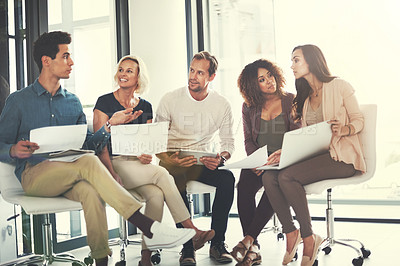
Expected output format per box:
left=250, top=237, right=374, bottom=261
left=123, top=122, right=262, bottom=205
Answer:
left=112, top=156, right=190, bottom=223
left=112, top=157, right=190, bottom=249
left=21, top=154, right=142, bottom=259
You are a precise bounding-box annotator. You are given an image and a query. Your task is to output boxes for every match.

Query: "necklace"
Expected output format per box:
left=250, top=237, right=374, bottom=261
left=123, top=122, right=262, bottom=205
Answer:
left=312, top=87, right=322, bottom=97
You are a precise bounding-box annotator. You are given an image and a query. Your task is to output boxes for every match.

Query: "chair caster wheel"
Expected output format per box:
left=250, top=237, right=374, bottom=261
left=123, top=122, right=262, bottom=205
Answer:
left=322, top=246, right=332, bottom=255
left=151, top=250, right=161, bottom=264
left=84, top=256, right=94, bottom=265
left=115, top=261, right=126, bottom=266
left=352, top=256, right=364, bottom=266
left=361, top=247, right=371, bottom=258
left=293, top=252, right=298, bottom=261
left=277, top=232, right=284, bottom=241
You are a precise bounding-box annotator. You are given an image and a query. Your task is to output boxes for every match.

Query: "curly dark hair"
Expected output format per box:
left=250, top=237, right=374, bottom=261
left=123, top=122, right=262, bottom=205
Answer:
left=33, top=31, right=71, bottom=71
left=292, top=44, right=336, bottom=122
left=238, top=59, right=286, bottom=108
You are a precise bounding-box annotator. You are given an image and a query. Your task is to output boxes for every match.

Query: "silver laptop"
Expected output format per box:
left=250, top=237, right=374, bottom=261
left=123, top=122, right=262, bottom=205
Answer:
left=257, top=121, right=332, bottom=170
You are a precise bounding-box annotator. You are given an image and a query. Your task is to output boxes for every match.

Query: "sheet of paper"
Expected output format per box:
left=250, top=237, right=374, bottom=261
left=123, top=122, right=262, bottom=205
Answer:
left=219, top=145, right=269, bottom=169
left=48, top=154, right=90, bottom=162
left=30, top=124, right=87, bottom=154
left=111, top=122, right=169, bottom=156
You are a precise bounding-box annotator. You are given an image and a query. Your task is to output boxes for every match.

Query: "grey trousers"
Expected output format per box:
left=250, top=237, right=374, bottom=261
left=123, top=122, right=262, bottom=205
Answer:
left=262, top=152, right=356, bottom=238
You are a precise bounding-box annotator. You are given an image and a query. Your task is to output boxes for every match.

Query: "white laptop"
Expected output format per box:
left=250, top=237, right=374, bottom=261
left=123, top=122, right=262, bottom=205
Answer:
left=257, top=121, right=332, bottom=170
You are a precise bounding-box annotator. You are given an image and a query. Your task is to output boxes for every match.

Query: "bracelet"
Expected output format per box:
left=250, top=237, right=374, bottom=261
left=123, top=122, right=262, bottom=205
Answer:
left=347, top=125, right=351, bottom=136
left=105, top=120, right=112, bottom=130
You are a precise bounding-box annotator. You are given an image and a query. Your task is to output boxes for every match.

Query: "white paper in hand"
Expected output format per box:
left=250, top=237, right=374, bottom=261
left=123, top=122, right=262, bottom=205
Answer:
left=219, top=145, right=269, bottom=169
left=30, top=124, right=87, bottom=154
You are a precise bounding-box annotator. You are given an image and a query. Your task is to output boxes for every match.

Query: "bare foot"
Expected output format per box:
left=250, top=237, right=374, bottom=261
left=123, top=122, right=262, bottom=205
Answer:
left=286, top=229, right=300, bottom=253
left=302, top=234, right=315, bottom=258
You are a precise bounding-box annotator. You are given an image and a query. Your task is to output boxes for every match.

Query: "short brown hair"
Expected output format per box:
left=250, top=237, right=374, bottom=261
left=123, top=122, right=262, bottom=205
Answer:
left=33, top=31, right=71, bottom=71
left=192, top=51, right=218, bottom=76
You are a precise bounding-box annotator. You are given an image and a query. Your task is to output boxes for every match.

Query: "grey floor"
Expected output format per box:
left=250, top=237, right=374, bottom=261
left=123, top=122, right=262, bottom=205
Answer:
left=64, top=216, right=395, bottom=266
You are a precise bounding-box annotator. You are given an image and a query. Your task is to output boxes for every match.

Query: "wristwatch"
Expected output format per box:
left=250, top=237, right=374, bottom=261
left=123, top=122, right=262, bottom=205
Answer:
left=219, top=155, right=227, bottom=166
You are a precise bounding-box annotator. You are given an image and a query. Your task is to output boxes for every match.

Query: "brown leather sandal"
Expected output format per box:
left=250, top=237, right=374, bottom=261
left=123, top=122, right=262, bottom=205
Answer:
left=235, top=250, right=262, bottom=266
left=231, top=241, right=249, bottom=262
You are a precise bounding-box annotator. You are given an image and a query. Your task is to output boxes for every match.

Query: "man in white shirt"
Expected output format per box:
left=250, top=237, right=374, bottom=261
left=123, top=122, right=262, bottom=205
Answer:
left=156, top=51, right=235, bottom=265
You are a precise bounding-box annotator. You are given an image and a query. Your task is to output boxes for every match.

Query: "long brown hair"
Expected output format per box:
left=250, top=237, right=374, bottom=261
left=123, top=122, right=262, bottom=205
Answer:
left=292, top=45, right=336, bottom=122
left=238, top=59, right=286, bottom=108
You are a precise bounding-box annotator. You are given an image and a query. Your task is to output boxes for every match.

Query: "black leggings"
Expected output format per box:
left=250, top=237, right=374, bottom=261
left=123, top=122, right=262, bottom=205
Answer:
left=160, top=162, right=235, bottom=246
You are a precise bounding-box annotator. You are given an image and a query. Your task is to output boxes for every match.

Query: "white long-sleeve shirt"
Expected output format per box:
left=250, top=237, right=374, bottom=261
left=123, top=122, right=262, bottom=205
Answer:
left=155, top=86, right=235, bottom=155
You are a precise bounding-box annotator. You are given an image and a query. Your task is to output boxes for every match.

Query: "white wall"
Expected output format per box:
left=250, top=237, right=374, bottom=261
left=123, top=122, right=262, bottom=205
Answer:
left=129, top=0, right=189, bottom=110
left=274, top=0, right=400, bottom=185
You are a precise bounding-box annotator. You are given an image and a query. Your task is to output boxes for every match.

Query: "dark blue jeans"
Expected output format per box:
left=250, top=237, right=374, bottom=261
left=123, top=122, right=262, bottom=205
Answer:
left=160, top=162, right=235, bottom=247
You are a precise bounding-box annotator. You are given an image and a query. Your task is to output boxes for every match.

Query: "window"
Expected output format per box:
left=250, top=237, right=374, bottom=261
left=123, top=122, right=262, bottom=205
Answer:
left=206, top=0, right=400, bottom=220
left=207, top=0, right=276, bottom=165
left=47, top=0, right=120, bottom=247
left=48, top=0, right=117, bottom=109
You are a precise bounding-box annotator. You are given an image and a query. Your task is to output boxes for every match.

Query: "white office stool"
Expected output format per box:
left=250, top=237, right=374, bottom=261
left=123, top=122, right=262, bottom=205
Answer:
left=186, top=181, right=216, bottom=220
left=0, top=162, right=86, bottom=266
left=262, top=213, right=284, bottom=240
left=304, top=104, right=376, bottom=266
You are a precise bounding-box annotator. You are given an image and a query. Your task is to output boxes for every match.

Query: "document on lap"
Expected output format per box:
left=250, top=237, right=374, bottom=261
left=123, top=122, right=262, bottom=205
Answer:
left=178, top=150, right=218, bottom=165
left=219, top=145, right=269, bottom=169
left=111, top=121, right=169, bottom=156
left=30, top=124, right=91, bottom=162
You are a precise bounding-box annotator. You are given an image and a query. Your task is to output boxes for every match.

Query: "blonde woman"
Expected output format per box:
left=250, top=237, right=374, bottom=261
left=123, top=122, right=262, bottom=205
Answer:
left=93, top=55, right=214, bottom=266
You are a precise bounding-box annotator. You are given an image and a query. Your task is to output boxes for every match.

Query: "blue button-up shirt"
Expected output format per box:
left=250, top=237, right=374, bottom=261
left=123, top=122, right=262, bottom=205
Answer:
left=0, top=79, right=110, bottom=181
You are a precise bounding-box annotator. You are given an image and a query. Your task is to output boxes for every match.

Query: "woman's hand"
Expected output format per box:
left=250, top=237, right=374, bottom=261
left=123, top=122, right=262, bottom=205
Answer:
left=328, top=119, right=350, bottom=136
left=109, top=108, right=143, bottom=126
left=138, top=154, right=153, bottom=164
left=251, top=169, right=264, bottom=176
left=266, top=149, right=281, bottom=166
left=111, top=172, right=124, bottom=187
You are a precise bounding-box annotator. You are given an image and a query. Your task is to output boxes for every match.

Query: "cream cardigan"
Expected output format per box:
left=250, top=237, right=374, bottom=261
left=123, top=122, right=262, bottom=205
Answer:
left=302, top=78, right=366, bottom=172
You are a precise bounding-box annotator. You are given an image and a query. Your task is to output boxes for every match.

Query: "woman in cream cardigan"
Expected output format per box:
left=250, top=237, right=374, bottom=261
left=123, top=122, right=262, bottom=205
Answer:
left=262, top=44, right=365, bottom=266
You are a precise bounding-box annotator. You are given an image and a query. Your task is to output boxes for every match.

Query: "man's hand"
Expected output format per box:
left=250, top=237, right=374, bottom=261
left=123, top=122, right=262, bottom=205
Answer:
left=10, top=140, right=39, bottom=159
left=199, top=155, right=220, bottom=170
left=138, top=154, right=152, bottom=164
left=159, top=152, right=198, bottom=167
left=109, top=108, right=143, bottom=126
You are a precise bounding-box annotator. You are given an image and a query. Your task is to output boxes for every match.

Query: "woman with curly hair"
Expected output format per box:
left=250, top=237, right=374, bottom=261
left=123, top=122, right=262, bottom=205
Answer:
left=231, top=59, right=299, bottom=266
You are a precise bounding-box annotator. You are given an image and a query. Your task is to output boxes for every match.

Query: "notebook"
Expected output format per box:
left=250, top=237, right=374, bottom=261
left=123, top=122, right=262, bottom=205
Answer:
left=257, top=121, right=332, bottom=170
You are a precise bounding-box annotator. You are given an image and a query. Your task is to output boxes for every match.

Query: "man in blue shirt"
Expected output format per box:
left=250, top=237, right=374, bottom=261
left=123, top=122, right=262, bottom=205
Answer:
left=0, top=31, right=195, bottom=266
